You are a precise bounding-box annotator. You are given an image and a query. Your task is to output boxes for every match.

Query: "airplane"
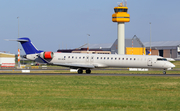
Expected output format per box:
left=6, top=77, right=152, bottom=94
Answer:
left=15, top=37, right=175, bottom=74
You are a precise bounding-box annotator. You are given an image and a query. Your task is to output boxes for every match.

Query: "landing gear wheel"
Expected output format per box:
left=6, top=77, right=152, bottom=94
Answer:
left=163, top=70, right=166, bottom=74
left=78, top=69, right=83, bottom=74
left=86, top=69, right=91, bottom=74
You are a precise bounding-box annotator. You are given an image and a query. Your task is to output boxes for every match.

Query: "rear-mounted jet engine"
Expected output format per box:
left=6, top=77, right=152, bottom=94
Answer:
left=40, top=52, right=54, bottom=59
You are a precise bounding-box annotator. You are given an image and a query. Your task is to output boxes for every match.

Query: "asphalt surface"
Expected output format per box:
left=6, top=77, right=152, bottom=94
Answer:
left=0, top=73, right=180, bottom=77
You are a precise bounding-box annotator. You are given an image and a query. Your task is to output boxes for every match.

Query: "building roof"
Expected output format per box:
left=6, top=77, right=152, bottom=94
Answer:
left=143, top=41, right=180, bottom=47
left=81, top=43, right=113, bottom=49
left=0, top=52, right=15, bottom=58
left=81, top=38, right=144, bottom=49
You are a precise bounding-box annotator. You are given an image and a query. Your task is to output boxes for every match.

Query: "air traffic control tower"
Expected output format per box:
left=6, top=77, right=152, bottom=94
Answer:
left=112, top=2, right=130, bottom=54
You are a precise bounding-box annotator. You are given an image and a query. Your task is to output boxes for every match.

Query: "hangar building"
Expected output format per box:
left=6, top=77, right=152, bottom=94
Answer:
left=58, top=37, right=145, bottom=55
left=0, top=52, right=15, bottom=67
left=143, top=41, right=180, bottom=59
left=80, top=37, right=145, bottom=55
left=58, top=37, right=180, bottom=59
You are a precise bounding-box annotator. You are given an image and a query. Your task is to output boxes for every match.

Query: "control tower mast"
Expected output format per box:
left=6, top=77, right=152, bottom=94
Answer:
left=112, top=1, right=130, bottom=54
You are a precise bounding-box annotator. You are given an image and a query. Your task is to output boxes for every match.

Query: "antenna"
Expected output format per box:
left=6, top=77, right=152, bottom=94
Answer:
left=125, top=0, right=127, bottom=7
left=117, top=0, right=125, bottom=7
left=117, top=2, right=120, bottom=6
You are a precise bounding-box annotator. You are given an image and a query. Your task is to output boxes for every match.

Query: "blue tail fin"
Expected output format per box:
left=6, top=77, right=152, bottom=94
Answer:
left=18, top=37, right=43, bottom=54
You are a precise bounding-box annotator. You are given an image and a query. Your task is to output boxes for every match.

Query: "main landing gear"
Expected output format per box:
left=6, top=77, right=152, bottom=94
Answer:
left=77, top=69, right=91, bottom=74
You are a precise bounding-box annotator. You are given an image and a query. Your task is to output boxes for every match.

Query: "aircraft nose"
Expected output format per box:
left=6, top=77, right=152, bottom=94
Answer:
left=168, top=62, right=175, bottom=70
left=166, top=62, right=175, bottom=70
left=170, top=63, right=175, bottom=68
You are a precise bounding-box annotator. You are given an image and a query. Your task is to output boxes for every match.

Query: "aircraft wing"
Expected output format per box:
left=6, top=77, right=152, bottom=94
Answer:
left=52, top=63, right=95, bottom=69
left=38, top=56, right=95, bottom=69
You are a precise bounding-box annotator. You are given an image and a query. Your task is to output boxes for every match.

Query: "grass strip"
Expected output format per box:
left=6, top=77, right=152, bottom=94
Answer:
left=0, top=75, right=180, bottom=110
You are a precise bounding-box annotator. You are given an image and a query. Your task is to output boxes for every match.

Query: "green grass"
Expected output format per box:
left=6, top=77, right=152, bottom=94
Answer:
left=0, top=75, right=180, bottom=111
left=172, top=61, right=180, bottom=69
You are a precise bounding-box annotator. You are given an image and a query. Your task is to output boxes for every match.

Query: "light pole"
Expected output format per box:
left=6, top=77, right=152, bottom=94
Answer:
left=132, top=35, right=137, bottom=55
left=87, top=34, right=90, bottom=52
left=149, top=22, right=151, bottom=55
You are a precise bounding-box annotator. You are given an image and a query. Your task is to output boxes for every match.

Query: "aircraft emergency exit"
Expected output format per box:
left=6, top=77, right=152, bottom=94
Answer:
left=16, top=37, right=175, bottom=74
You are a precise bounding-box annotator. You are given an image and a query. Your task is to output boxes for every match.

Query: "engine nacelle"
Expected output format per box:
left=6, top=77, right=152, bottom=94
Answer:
left=40, top=52, right=54, bottom=59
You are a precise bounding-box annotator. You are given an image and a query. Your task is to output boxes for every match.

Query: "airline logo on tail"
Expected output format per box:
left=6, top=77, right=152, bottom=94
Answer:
left=17, top=38, right=43, bottom=54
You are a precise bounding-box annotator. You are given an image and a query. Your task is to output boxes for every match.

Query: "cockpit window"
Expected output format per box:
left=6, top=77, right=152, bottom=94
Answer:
left=157, top=58, right=167, bottom=61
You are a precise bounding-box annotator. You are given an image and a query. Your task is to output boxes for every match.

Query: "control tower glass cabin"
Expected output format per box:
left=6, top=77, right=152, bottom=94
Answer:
left=112, top=7, right=130, bottom=22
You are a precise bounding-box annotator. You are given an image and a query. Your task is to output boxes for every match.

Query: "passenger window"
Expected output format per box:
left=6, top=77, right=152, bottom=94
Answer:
left=111, top=57, right=113, bottom=60
left=101, top=57, right=102, bottom=59
left=107, top=57, right=109, bottom=60
left=72, top=56, right=74, bottom=59
left=79, top=57, right=81, bottom=59
left=134, top=58, right=136, bottom=60
left=104, top=57, right=106, bottom=59
left=68, top=56, right=70, bottom=58
left=122, top=58, right=124, bottom=60
left=97, top=57, right=99, bottom=59
left=126, top=58, right=128, bottom=60
left=64, top=56, right=66, bottom=58
left=119, top=58, right=120, bottom=60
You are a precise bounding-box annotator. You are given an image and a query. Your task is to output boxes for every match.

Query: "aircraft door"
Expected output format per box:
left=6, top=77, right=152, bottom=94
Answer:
left=147, top=58, right=152, bottom=66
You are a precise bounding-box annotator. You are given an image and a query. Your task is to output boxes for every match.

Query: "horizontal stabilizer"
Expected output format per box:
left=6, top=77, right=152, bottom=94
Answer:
left=4, top=39, right=29, bottom=42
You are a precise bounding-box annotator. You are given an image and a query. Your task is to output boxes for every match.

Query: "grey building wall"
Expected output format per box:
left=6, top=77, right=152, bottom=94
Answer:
left=111, top=38, right=144, bottom=54
left=144, top=41, right=180, bottom=59
left=172, top=49, right=177, bottom=58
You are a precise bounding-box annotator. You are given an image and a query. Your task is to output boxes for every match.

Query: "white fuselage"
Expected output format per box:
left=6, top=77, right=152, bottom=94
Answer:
left=28, top=52, right=175, bottom=70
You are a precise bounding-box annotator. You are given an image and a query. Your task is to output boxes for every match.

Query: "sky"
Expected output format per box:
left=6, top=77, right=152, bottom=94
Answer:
left=1, top=0, right=180, bottom=55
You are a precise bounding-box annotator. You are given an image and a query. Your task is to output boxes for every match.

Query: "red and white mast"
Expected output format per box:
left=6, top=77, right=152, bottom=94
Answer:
left=17, top=17, right=21, bottom=68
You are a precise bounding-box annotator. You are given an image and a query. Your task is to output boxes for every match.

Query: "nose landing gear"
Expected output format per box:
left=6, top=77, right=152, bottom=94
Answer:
left=163, top=69, right=166, bottom=74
